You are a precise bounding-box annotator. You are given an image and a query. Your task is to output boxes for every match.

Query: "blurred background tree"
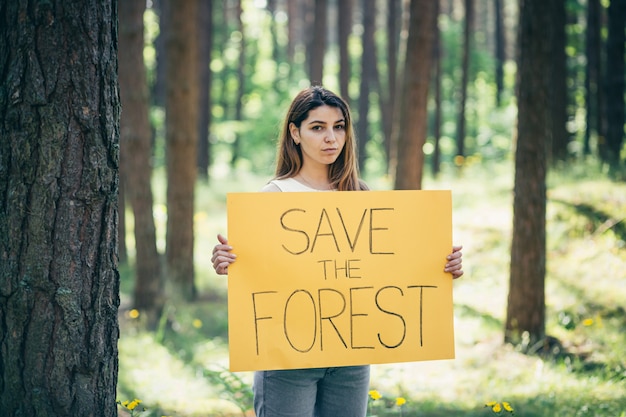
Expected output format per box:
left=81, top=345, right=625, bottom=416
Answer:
left=119, top=0, right=164, bottom=327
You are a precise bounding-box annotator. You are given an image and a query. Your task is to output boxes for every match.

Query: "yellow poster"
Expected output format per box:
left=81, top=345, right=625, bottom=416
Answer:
left=226, top=190, right=454, bottom=372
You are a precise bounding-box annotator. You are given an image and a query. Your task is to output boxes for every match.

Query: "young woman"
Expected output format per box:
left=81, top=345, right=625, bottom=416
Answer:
left=211, top=86, right=464, bottom=417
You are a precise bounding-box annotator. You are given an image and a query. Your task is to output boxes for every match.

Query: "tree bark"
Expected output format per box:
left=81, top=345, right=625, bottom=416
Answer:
left=197, top=0, right=214, bottom=180
left=603, top=0, right=625, bottom=170
left=548, top=0, right=568, bottom=163
left=165, top=0, right=199, bottom=301
left=432, top=0, right=443, bottom=177
left=338, top=0, right=353, bottom=101
left=393, top=0, right=437, bottom=190
left=584, top=0, right=603, bottom=156
left=309, top=0, right=327, bottom=84
left=455, top=0, right=473, bottom=161
left=287, top=0, right=299, bottom=68
left=505, top=0, right=550, bottom=348
left=378, top=0, right=400, bottom=169
left=230, top=0, right=245, bottom=167
left=0, top=1, right=120, bottom=415
left=494, top=0, right=505, bottom=107
left=267, top=0, right=281, bottom=65
left=357, top=0, right=376, bottom=172
left=152, top=0, right=168, bottom=108
left=119, top=0, right=164, bottom=323
left=267, top=0, right=286, bottom=91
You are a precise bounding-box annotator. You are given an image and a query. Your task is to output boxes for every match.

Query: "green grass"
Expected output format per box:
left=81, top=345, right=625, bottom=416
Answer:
left=117, top=159, right=626, bottom=417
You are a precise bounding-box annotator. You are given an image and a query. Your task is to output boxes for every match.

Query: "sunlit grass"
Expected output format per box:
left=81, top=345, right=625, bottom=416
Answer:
left=117, top=332, right=242, bottom=416
left=118, top=159, right=626, bottom=416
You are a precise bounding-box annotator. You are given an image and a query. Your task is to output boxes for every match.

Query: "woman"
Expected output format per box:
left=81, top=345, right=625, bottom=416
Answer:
left=211, top=86, right=464, bottom=417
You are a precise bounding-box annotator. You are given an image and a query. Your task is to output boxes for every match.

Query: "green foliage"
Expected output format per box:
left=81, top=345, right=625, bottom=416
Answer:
left=143, top=8, right=159, bottom=89
left=145, top=0, right=625, bottom=181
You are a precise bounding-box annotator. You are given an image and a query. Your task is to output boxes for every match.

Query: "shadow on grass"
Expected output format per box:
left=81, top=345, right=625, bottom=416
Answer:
left=551, top=198, right=626, bottom=241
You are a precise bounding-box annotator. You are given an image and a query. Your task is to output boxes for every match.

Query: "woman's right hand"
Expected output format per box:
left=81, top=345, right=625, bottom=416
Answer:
left=211, top=233, right=236, bottom=275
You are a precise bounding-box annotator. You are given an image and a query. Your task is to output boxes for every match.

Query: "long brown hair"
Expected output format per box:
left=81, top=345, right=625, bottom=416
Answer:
left=274, top=86, right=368, bottom=191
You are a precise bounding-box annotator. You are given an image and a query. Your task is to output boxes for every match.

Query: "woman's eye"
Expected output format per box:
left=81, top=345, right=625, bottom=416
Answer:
left=335, top=125, right=345, bottom=130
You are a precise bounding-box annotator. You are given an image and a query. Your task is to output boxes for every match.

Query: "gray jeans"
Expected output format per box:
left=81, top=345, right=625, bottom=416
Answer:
left=253, top=366, right=371, bottom=417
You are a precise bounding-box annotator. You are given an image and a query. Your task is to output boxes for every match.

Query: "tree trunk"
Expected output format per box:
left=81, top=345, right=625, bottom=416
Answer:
left=393, top=0, right=437, bottom=190
left=267, top=0, right=285, bottom=91
left=494, top=0, right=505, bottom=107
left=379, top=0, right=401, bottom=168
left=357, top=0, right=376, bottom=172
left=432, top=0, right=443, bottom=177
left=309, top=0, right=327, bottom=84
left=338, top=0, right=353, bottom=101
left=119, top=0, right=164, bottom=324
left=267, top=0, right=281, bottom=65
left=287, top=0, right=299, bottom=68
left=584, top=0, right=603, bottom=156
left=603, top=0, right=625, bottom=170
left=216, top=1, right=232, bottom=124
left=152, top=0, right=168, bottom=108
left=0, top=1, right=120, bottom=415
left=231, top=0, right=245, bottom=167
left=505, top=0, right=550, bottom=348
left=165, top=0, right=199, bottom=301
left=197, top=0, right=214, bottom=180
left=455, top=0, right=473, bottom=162
left=549, top=0, right=568, bottom=163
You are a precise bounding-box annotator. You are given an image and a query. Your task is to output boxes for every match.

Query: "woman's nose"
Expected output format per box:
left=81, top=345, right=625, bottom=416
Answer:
left=325, top=129, right=336, bottom=143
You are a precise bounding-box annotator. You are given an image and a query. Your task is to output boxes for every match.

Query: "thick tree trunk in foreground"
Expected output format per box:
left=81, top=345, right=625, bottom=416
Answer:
left=0, top=1, right=120, bottom=416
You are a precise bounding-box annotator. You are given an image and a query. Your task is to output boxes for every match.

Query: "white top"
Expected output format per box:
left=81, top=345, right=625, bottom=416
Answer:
left=265, top=177, right=335, bottom=192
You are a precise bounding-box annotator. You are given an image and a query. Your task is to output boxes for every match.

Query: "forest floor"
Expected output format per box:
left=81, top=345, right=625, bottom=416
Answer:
left=117, top=159, right=626, bottom=417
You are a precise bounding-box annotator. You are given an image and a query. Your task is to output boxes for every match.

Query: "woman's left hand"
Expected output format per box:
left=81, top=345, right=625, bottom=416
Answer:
left=444, top=245, right=464, bottom=279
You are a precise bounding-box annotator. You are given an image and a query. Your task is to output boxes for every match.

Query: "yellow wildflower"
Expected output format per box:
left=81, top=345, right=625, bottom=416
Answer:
left=492, top=403, right=502, bottom=412
left=121, top=400, right=130, bottom=407
left=486, top=401, right=498, bottom=407
left=127, top=399, right=142, bottom=410
left=369, top=390, right=382, bottom=401
left=502, top=402, right=513, bottom=412
left=128, top=309, right=140, bottom=319
left=396, top=397, right=406, bottom=406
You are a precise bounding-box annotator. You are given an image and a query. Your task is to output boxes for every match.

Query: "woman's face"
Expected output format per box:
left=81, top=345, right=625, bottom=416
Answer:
left=290, top=105, right=346, bottom=169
